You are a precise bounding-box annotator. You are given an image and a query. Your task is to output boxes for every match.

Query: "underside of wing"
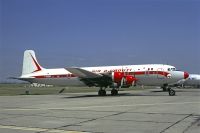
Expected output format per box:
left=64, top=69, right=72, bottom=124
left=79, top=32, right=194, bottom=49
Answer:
left=65, top=67, right=112, bottom=87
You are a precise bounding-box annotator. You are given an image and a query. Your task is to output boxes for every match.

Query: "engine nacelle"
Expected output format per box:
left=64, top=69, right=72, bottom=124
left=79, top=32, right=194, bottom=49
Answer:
left=112, top=72, right=124, bottom=83
left=124, top=75, right=137, bottom=86
left=112, top=72, right=137, bottom=87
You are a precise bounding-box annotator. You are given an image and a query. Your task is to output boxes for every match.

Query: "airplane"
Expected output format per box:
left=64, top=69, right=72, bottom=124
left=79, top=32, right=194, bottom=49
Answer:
left=13, top=50, right=189, bottom=96
left=176, top=74, right=200, bottom=88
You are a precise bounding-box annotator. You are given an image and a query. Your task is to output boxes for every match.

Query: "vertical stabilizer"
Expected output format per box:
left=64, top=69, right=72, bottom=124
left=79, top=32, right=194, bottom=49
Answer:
left=22, top=50, right=44, bottom=75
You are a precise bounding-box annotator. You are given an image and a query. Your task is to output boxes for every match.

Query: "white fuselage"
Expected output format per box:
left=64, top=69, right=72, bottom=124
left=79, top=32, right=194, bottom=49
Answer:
left=21, top=64, right=186, bottom=87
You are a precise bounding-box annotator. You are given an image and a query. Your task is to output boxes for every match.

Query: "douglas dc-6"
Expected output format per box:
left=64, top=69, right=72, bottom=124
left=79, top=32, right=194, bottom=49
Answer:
left=13, top=50, right=189, bottom=96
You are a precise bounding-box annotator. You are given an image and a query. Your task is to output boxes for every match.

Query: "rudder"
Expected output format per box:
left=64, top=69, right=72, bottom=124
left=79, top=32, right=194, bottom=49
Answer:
left=22, top=50, right=44, bottom=75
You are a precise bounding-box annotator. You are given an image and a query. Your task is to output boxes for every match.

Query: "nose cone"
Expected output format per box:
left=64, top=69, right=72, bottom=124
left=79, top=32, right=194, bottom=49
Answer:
left=184, top=72, right=189, bottom=79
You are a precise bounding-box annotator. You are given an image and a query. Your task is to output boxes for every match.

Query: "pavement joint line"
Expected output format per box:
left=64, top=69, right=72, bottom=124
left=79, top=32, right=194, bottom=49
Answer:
left=159, top=114, right=193, bottom=133
left=102, top=119, right=174, bottom=124
left=2, top=101, right=200, bottom=111
left=0, top=112, right=90, bottom=120
left=182, top=115, right=200, bottom=133
left=49, top=111, right=126, bottom=133
left=2, top=109, right=198, bottom=117
left=0, top=124, right=90, bottom=133
left=3, top=109, right=198, bottom=116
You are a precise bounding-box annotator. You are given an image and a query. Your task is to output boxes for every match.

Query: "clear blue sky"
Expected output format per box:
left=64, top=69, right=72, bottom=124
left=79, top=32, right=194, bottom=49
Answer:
left=0, top=0, right=199, bottom=82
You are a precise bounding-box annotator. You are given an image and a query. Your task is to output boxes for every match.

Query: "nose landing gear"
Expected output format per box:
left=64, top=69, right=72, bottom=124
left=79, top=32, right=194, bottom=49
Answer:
left=162, top=84, right=176, bottom=96
left=168, top=88, right=176, bottom=96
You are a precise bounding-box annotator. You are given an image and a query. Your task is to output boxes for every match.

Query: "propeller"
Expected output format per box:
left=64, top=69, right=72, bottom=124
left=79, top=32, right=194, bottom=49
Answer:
left=120, top=77, right=126, bottom=88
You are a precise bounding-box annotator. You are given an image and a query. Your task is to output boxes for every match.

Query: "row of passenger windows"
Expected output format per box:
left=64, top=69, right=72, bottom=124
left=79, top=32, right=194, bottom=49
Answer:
left=136, top=68, right=154, bottom=71
left=136, top=68, right=176, bottom=71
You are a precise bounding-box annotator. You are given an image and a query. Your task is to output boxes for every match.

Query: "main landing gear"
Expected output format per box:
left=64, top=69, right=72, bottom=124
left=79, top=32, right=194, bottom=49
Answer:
left=98, top=87, right=106, bottom=96
left=111, top=89, right=118, bottom=96
left=98, top=87, right=119, bottom=96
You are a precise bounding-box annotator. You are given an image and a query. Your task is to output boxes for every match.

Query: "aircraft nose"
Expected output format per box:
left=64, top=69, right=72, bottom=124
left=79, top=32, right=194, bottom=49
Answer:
left=184, top=72, right=189, bottom=79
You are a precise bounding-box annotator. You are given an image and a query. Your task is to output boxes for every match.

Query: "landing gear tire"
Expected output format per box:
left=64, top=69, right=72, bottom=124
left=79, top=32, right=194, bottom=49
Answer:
left=111, top=89, right=118, bottom=96
left=168, top=88, right=176, bottom=96
left=98, top=89, right=106, bottom=96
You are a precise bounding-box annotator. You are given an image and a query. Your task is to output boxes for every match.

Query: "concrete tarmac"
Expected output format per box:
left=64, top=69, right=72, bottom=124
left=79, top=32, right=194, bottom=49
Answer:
left=0, top=88, right=200, bottom=133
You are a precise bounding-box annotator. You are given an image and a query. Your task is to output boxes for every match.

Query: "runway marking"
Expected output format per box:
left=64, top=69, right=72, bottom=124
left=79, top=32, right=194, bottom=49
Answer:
left=2, top=101, right=200, bottom=111
left=0, top=125, right=89, bottom=133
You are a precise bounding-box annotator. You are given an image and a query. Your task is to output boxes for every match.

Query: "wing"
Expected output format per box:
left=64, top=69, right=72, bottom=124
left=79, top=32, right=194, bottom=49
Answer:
left=66, top=67, right=102, bottom=78
left=65, top=67, right=112, bottom=87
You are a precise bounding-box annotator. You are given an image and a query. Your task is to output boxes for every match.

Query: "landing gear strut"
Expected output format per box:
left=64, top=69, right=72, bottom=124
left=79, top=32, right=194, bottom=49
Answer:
left=98, top=87, right=106, bottom=96
left=162, top=84, right=168, bottom=92
left=162, top=84, right=176, bottom=96
left=163, top=87, right=168, bottom=92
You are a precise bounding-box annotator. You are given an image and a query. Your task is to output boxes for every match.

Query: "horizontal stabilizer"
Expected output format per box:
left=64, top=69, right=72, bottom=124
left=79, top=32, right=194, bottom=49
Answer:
left=8, top=77, right=35, bottom=80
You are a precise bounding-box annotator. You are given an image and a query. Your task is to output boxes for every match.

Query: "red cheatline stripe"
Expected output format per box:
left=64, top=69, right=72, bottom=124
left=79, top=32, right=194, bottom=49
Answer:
left=32, top=71, right=169, bottom=79
left=30, top=54, right=42, bottom=72
left=129, top=71, right=169, bottom=77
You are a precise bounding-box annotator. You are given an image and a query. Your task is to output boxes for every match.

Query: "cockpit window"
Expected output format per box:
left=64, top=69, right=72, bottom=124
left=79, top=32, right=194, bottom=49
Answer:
left=168, top=68, right=176, bottom=71
left=171, top=68, right=176, bottom=71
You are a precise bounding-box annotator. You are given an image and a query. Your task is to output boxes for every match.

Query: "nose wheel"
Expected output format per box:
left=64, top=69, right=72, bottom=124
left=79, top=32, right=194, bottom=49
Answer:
left=168, top=88, right=176, bottom=96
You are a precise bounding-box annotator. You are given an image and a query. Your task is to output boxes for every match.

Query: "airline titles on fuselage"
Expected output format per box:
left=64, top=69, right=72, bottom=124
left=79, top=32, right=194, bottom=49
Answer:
left=92, top=68, right=133, bottom=73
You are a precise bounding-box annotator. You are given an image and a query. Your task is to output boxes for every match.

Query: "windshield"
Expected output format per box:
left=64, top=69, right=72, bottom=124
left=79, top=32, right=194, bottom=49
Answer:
left=168, top=67, right=176, bottom=71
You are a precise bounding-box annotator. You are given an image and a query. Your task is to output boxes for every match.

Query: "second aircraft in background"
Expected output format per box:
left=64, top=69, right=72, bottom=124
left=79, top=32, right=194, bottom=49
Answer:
left=176, top=74, right=200, bottom=88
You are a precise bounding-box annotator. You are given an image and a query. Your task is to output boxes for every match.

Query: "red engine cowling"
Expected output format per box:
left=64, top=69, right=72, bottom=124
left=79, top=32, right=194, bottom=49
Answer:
left=112, top=72, right=137, bottom=86
left=125, top=75, right=137, bottom=86
left=112, top=72, right=124, bottom=83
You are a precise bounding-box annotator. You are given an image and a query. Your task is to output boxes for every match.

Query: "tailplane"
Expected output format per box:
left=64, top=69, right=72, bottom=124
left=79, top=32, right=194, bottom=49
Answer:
left=22, top=50, right=44, bottom=75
